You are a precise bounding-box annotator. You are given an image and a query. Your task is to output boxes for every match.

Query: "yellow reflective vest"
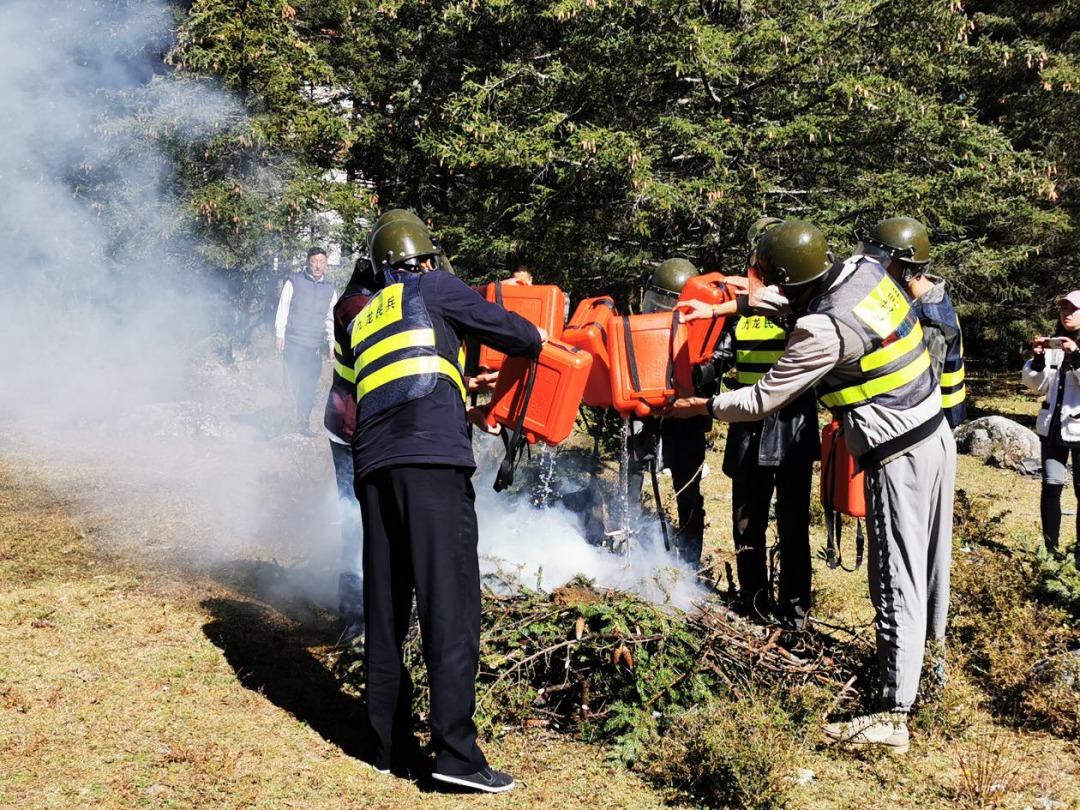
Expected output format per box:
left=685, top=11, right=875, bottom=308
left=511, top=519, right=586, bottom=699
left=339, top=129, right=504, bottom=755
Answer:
left=812, top=261, right=936, bottom=414
left=734, top=316, right=788, bottom=386
left=349, top=270, right=465, bottom=422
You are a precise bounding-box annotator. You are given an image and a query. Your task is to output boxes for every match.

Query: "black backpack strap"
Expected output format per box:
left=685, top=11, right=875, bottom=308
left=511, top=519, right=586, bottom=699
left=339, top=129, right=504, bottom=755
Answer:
left=665, top=309, right=679, bottom=397
left=823, top=426, right=840, bottom=569
left=493, top=358, right=539, bottom=493
left=622, top=315, right=652, bottom=414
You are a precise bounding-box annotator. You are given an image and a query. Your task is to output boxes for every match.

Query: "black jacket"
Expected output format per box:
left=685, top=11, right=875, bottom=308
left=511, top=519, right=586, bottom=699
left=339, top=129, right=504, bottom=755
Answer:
left=704, top=318, right=819, bottom=476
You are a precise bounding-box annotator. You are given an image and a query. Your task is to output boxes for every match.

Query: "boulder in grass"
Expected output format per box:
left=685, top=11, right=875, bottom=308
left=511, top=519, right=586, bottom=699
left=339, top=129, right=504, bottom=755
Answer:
left=954, top=415, right=1040, bottom=473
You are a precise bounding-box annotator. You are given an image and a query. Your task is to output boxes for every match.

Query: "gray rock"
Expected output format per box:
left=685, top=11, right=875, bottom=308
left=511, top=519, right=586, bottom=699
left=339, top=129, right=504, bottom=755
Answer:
left=954, top=416, right=1040, bottom=473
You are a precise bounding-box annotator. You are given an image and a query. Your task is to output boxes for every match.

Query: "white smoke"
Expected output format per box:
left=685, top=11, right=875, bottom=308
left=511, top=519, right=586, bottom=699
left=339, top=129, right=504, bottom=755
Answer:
left=0, top=0, right=331, bottom=573
left=473, top=441, right=708, bottom=610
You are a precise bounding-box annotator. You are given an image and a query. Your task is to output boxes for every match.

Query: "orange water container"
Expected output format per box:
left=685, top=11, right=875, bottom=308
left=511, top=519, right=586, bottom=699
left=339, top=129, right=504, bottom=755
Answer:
left=677, top=272, right=736, bottom=365
left=486, top=339, right=593, bottom=446
left=606, top=312, right=693, bottom=417
left=820, top=420, right=866, bottom=518
left=477, top=282, right=567, bottom=371
left=561, top=297, right=617, bottom=408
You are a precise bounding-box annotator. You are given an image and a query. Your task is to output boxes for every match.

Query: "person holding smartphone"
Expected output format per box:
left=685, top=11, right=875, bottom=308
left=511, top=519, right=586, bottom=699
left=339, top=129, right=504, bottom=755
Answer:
left=1022, top=290, right=1080, bottom=561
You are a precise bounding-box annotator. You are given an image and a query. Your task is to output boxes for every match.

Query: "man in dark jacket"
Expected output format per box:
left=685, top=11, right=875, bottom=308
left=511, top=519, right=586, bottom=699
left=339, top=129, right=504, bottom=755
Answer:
left=714, top=313, right=818, bottom=627
left=626, top=259, right=711, bottom=566
left=351, top=215, right=544, bottom=793
left=861, top=217, right=966, bottom=428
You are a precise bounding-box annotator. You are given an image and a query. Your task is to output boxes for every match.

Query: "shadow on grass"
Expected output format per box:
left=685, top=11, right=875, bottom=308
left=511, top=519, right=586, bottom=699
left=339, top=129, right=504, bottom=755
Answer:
left=201, top=596, right=370, bottom=760
left=210, top=558, right=338, bottom=630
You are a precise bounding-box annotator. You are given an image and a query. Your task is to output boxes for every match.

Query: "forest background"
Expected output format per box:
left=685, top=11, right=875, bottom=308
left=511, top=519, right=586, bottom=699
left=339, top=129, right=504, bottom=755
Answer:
left=150, top=0, right=1071, bottom=367
left=55, top=0, right=1080, bottom=367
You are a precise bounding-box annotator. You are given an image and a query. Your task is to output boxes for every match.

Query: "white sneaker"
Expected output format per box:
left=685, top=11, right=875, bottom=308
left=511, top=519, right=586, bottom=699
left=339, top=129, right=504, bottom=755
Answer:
left=823, top=712, right=909, bottom=754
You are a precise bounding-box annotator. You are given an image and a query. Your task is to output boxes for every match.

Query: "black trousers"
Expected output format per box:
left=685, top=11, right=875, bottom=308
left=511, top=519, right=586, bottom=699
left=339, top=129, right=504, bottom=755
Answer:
left=731, top=455, right=813, bottom=623
left=282, top=341, right=323, bottom=426
left=358, top=465, right=487, bottom=776
left=661, top=417, right=709, bottom=566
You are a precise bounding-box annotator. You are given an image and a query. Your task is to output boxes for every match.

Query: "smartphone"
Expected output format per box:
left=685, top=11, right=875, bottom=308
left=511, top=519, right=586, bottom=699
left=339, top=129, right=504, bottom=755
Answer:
left=1043, top=337, right=1066, bottom=350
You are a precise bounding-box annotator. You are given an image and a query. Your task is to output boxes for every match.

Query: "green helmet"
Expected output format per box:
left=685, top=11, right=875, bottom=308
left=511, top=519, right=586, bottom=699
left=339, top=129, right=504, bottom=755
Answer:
left=753, top=220, right=831, bottom=287
left=864, top=217, right=933, bottom=267
left=373, top=208, right=425, bottom=231
left=369, top=219, right=442, bottom=271
left=746, top=216, right=785, bottom=247
left=643, top=258, right=699, bottom=313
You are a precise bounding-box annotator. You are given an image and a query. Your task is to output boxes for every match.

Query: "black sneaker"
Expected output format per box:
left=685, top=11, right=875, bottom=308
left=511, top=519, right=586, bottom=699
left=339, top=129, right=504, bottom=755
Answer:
left=432, top=767, right=515, bottom=793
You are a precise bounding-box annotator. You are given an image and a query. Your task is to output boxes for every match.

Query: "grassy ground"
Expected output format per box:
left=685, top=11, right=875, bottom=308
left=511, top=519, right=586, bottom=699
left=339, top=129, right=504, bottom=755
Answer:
left=0, top=373, right=1078, bottom=809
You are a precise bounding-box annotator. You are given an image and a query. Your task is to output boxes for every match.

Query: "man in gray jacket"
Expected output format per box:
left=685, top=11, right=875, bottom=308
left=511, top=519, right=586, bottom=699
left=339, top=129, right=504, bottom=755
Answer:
left=674, top=220, right=956, bottom=753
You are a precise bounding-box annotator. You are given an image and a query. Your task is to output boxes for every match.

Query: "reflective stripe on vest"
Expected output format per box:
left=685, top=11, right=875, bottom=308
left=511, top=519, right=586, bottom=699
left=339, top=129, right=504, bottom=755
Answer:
left=356, top=355, right=466, bottom=401
left=917, top=292, right=967, bottom=426
left=350, top=276, right=465, bottom=421
left=940, top=333, right=966, bottom=422
left=812, top=261, right=936, bottom=413
left=734, top=316, right=787, bottom=386
left=820, top=347, right=931, bottom=408
left=333, top=340, right=356, bottom=384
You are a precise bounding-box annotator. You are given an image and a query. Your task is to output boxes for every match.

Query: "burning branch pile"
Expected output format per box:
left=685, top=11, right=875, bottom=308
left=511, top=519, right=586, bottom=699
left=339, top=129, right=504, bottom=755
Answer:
left=336, top=576, right=868, bottom=749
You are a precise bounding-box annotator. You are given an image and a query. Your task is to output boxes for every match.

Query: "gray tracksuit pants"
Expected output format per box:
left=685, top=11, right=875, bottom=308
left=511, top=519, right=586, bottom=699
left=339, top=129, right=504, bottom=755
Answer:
left=864, top=419, right=956, bottom=713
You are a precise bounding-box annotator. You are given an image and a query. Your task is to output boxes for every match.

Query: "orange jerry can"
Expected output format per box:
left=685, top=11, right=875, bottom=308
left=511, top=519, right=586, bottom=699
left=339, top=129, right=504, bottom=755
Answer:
left=486, top=339, right=592, bottom=446
left=477, top=282, right=567, bottom=372
left=607, top=312, right=693, bottom=417
left=820, top=420, right=866, bottom=518
left=561, top=296, right=617, bottom=408
left=677, top=272, right=736, bottom=365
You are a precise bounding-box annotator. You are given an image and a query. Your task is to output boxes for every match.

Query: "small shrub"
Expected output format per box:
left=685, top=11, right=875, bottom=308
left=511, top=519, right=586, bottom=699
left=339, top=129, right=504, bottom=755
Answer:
left=953, top=489, right=1010, bottom=551
left=952, top=725, right=1027, bottom=809
left=911, top=644, right=983, bottom=741
left=950, top=544, right=1078, bottom=733
left=1032, top=552, right=1080, bottom=625
left=1021, top=651, right=1080, bottom=738
left=637, top=693, right=799, bottom=810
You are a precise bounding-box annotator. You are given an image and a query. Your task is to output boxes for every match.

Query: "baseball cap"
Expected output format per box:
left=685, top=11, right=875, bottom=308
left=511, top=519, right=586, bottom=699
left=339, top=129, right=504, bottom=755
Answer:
left=1057, top=290, right=1080, bottom=309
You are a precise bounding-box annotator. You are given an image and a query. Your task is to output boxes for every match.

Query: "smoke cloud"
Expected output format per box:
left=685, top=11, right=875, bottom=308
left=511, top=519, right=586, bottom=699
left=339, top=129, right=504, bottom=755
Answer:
left=0, top=0, right=705, bottom=617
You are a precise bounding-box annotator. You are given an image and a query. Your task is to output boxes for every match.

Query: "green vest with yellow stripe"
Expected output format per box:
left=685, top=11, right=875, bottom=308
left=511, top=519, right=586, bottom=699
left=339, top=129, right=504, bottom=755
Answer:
left=349, top=270, right=466, bottom=422
left=734, top=316, right=788, bottom=387
left=811, top=259, right=936, bottom=413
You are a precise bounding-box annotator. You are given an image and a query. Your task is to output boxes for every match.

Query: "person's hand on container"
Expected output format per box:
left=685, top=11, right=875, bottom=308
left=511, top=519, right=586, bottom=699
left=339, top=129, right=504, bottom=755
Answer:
left=664, top=396, right=713, bottom=419
left=466, top=371, right=499, bottom=393
left=466, top=405, right=501, bottom=435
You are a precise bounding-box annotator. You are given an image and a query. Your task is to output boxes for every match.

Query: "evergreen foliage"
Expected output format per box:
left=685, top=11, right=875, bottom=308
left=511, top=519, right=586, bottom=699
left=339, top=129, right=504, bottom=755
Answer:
left=161, top=0, right=1077, bottom=365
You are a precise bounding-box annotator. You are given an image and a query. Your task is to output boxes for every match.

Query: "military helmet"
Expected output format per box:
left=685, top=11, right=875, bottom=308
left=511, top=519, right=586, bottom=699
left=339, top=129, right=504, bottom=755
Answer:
left=865, top=217, right=931, bottom=266
left=746, top=216, right=785, bottom=247
left=643, top=258, right=700, bottom=313
left=753, top=220, right=831, bottom=287
left=369, top=219, right=441, bottom=271
left=372, top=208, right=425, bottom=231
